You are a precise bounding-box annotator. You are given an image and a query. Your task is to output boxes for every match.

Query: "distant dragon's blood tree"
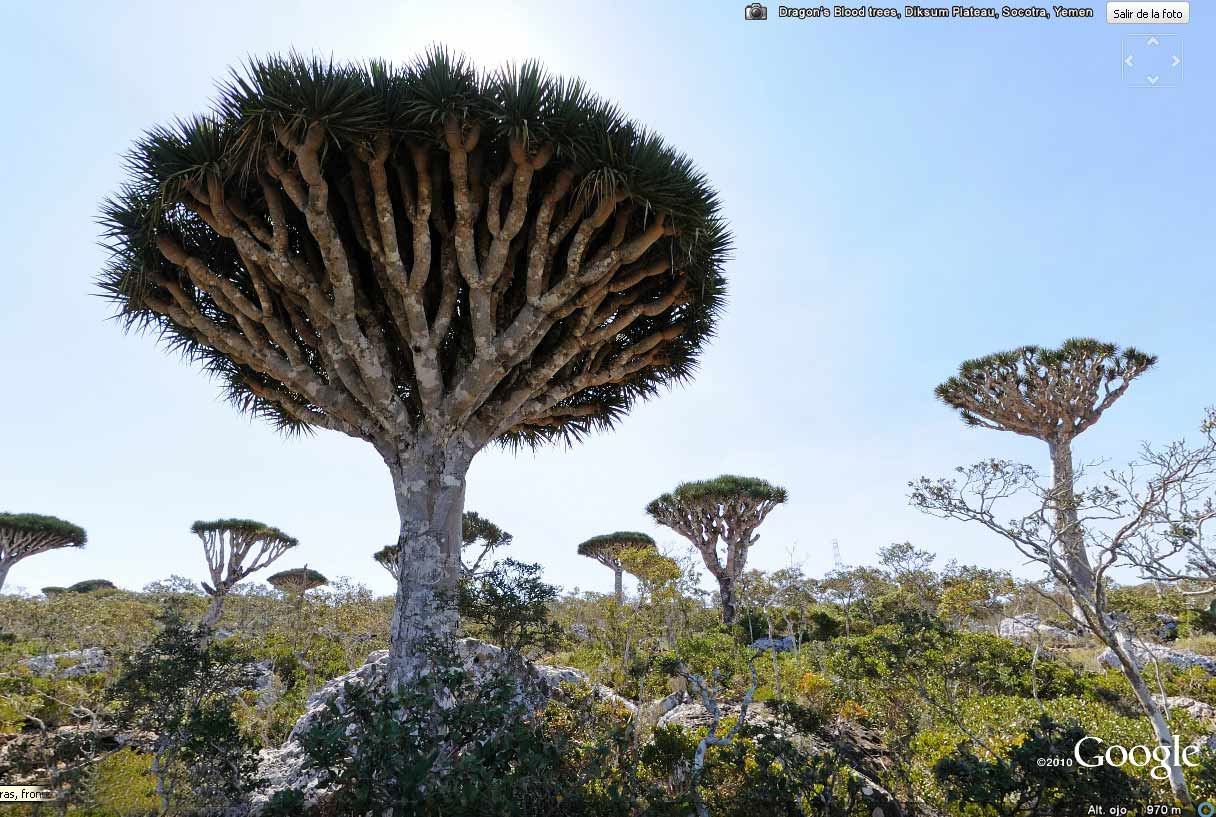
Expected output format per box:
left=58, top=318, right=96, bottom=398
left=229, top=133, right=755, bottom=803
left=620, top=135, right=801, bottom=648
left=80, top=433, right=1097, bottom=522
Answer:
left=193, top=519, right=298, bottom=629
left=376, top=510, right=513, bottom=582
left=267, top=567, right=328, bottom=596
left=921, top=339, right=1191, bottom=802
left=374, top=544, right=402, bottom=581
left=99, top=52, right=729, bottom=678
left=460, top=511, right=513, bottom=578
left=576, top=531, right=656, bottom=603
left=647, top=476, right=787, bottom=624
left=0, top=513, right=87, bottom=593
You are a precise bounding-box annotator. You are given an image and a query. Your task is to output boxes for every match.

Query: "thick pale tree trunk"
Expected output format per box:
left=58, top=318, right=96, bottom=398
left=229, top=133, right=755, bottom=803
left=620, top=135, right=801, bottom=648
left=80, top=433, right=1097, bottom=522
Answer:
left=386, top=437, right=473, bottom=684
left=1050, top=437, right=1193, bottom=806
left=719, top=576, right=736, bottom=625
left=200, top=593, right=225, bottom=631
left=614, top=566, right=623, bottom=604
left=0, top=561, right=10, bottom=594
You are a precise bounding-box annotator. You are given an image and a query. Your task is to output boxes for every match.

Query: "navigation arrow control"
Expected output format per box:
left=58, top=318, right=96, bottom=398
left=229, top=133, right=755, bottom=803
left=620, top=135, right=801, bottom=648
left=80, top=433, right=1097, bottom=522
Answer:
left=1121, top=33, right=1182, bottom=88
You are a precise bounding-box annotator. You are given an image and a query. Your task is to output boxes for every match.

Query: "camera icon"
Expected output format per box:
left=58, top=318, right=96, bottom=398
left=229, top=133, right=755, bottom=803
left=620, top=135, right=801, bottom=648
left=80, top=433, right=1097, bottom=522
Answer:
left=744, top=3, right=769, bottom=19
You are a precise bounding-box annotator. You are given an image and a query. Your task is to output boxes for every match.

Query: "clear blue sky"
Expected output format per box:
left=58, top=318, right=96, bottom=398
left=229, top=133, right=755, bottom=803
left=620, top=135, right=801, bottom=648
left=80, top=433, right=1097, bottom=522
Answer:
left=0, top=1, right=1210, bottom=598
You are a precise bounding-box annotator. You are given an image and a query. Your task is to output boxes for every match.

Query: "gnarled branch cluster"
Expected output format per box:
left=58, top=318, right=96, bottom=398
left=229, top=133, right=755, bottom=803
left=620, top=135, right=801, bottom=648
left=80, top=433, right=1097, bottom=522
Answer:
left=934, top=338, right=1157, bottom=442
left=99, top=52, right=729, bottom=462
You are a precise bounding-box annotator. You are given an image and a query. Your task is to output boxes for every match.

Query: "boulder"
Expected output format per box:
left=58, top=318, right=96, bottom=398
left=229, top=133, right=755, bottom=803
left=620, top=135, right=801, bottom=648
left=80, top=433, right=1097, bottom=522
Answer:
left=1166, top=696, right=1216, bottom=723
left=248, top=639, right=637, bottom=813
left=750, top=635, right=797, bottom=653
left=1155, top=613, right=1180, bottom=642
left=21, top=648, right=108, bottom=678
left=996, top=615, right=1084, bottom=646
left=1097, top=643, right=1216, bottom=675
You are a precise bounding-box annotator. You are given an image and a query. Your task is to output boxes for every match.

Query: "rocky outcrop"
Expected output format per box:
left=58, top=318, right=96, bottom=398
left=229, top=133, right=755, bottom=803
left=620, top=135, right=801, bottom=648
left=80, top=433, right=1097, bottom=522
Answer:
left=1156, top=613, right=1180, bottom=641
left=21, top=648, right=108, bottom=678
left=248, top=639, right=641, bottom=813
left=1166, top=695, right=1216, bottom=723
left=750, top=635, right=797, bottom=653
left=1098, top=643, right=1216, bottom=675
left=996, top=615, right=1084, bottom=646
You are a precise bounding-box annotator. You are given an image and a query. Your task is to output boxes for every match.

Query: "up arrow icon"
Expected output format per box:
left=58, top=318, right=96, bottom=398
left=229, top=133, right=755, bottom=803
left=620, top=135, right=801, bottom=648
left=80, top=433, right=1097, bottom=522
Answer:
left=1147, top=36, right=1160, bottom=46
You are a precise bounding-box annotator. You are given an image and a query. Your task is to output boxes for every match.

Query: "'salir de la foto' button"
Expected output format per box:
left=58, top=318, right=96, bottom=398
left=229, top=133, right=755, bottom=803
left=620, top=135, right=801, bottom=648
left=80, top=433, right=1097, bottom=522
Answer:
left=1107, top=1, right=1188, bottom=22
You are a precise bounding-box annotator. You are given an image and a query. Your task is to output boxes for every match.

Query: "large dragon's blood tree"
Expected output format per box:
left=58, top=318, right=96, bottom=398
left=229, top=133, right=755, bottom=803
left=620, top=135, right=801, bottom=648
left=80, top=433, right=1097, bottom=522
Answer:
left=576, top=531, right=656, bottom=603
left=100, top=52, right=728, bottom=677
left=646, top=476, right=787, bottom=624
left=0, top=513, right=87, bottom=593
left=924, top=339, right=1192, bottom=800
left=193, top=519, right=298, bottom=628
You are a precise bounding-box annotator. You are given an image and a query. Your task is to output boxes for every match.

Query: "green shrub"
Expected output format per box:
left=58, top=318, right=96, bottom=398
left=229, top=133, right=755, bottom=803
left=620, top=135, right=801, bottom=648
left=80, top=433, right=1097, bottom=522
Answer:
left=933, top=715, right=1148, bottom=816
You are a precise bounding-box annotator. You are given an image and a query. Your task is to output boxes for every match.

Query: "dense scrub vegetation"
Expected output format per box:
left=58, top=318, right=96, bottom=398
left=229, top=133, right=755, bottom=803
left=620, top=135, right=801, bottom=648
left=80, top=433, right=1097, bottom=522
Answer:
left=6, top=549, right=1216, bottom=815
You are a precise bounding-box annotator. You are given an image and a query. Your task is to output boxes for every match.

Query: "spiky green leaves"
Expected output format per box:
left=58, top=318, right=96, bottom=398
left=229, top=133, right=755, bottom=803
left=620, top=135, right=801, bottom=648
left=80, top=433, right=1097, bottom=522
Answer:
left=934, top=338, right=1157, bottom=441
left=0, top=513, right=87, bottom=548
left=190, top=519, right=299, bottom=548
left=462, top=512, right=512, bottom=551
left=267, top=567, right=328, bottom=594
left=67, top=579, right=117, bottom=593
left=576, top=531, right=656, bottom=566
left=646, top=475, right=788, bottom=516
left=98, top=48, right=730, bottom=450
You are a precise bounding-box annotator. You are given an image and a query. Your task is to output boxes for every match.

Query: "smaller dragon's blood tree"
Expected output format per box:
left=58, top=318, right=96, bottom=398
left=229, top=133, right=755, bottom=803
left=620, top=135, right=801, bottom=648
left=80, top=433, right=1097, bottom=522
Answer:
left=67, top=579, right=117, bottom=593
left=647, top=476, right=787, bottom=624
left=576, top=531, right=656, bottom=604
left=192, top=519, right=298, bottom=629
left=267, top=567, right=328, bottom=596
left=0, top=513, right=87, bottom=593
left=460, top=512, right=513, bottom=578
left=376, top=511, right=512, bottom=581
left=374, top=544, right=402, bottom=582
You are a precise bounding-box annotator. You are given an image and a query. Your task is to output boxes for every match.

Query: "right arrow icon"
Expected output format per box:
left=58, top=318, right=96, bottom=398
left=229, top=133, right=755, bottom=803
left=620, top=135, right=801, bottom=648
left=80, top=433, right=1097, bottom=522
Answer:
left=1172, top=55, right=1182, bottom=67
